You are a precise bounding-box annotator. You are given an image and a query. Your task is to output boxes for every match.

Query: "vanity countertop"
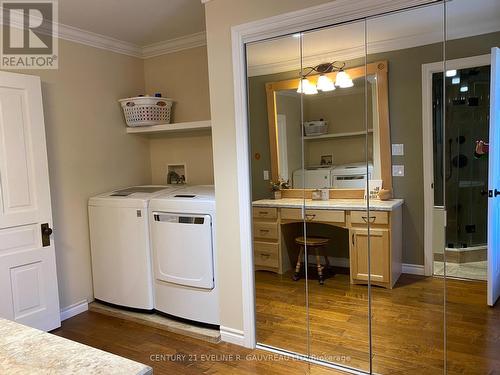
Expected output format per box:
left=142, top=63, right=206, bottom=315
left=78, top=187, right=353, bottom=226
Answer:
left=252, top=198, right=404, bottom=211
left=0, top=318, right=152, bottom=375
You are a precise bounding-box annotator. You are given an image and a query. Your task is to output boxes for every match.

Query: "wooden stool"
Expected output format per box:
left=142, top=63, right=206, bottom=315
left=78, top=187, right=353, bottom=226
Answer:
left=292, top=236, right=330, bottom=285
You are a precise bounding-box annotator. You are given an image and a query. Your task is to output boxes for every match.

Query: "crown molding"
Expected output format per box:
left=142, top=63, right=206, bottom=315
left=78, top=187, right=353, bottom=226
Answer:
left=142, top=32, right=207, bottom=58
left=58, top=23, right=143, bottom=57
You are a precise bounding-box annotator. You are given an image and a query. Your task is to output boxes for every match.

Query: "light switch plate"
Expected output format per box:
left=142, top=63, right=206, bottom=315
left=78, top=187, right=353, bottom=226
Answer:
left=392, top=165, right=405, bottom=177
left=392, top=144, right=404, bottom=156
left=263, top=170, right=270, bottom=180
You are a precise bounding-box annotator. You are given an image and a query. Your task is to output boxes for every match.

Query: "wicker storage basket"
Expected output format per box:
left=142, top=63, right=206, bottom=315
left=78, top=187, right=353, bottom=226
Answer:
left=119, top=96, right=173, bottom=127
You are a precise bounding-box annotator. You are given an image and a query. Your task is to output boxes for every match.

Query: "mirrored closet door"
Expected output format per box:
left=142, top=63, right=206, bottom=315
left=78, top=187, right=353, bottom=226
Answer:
left=300, top=21, right=371, bottom=372
left=246, top=0, right=499, bottom=373
left=443, top=0, right=500, bottom=373
left=366, top=3, right=446, bottom=374
left=246, top=33, right=309, bottom=356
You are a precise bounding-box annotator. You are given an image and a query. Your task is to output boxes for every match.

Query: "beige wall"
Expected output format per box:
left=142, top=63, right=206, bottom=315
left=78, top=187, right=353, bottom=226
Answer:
left=205, top=0, right=332, bottom=333
left=9, top=39, right=152, bottom=310
left=149, top=131, right=214, bottom=185
left=144, top=46, right=213, bottom=185
left=144, top=46, right=211, bottom=123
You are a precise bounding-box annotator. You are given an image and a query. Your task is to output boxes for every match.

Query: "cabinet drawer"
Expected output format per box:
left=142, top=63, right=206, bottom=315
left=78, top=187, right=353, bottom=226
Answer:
left=253, top=222, right=278, bottom=240
left=305, top=209, right=345, bottom=223
left=254, top=242, right=279, bottom=268
left=281, top=208, right=345, bottom=223
left=351, top=211, right=388, bottom=225
left=281, top=208, right=302, bottom=220
left=253, top=207, right=277, bottom=219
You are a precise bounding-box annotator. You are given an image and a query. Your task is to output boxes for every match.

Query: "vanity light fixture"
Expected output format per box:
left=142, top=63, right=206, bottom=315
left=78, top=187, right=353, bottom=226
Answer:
left=316, top=74, right=336, bottom=91
left=335, top=69, right=354, bottom=88
left=297, top=78, right=318, bottom=95
left=297, top=61, right=353, bottom=95
left=446, top=69, right=457, bottom=77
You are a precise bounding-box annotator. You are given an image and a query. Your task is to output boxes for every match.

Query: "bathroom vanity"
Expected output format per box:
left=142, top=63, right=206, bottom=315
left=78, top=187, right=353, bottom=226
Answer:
left=252, top=198, right=403, bottom=289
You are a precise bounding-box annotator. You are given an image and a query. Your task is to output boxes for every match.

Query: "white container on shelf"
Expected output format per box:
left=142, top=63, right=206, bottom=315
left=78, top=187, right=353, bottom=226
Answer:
left=304, top=120, right=328, bottom=136
left=119, top=96, right=173, bottom=127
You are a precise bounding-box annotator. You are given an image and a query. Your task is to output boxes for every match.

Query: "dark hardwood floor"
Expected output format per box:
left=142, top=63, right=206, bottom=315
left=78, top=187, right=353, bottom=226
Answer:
left=52, top=311, right=344, bottom=375
left=52, top=271, right=500, bottom=375
left=255, top=269, right=500, bottom=374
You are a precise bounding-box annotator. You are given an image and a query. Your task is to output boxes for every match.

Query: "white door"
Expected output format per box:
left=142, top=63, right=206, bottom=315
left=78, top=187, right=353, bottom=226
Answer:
left=488, top=47, right=500, bottom=306
left=0, top=71, right=60, bottom=330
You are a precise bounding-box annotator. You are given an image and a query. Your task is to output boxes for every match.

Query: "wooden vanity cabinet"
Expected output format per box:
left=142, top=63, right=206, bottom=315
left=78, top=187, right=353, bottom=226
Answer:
left=252, top=203, right=403, bottom=289
left=252, top=207, right=284, bottom=273
left=349, top=207, right=402, bottom=288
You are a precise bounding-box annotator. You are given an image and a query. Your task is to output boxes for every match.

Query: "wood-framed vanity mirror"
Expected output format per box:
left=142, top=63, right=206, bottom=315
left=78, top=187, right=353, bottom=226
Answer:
left=265, top=60, right=392, bottom=197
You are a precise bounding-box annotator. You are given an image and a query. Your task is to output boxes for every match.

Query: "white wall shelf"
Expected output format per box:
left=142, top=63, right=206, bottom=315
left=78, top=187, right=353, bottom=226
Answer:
left=304, top=129, right=373, bottom=140
left=126, top=120, right=211, bottom=134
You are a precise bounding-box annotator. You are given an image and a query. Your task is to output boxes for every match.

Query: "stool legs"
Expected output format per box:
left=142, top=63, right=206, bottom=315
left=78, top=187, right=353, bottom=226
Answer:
left=315, top=248, right=325, bottom=285
left=293, top=244, right=328, bottom=285
left=293, top=246, right=304, bottom=281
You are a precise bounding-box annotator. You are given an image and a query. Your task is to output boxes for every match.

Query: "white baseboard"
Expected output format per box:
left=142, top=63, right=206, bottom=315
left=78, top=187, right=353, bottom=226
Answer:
left=220, top=325, right=245, bottom=346
left=60, top=299, right=88, bottom=321
left=402, top=263, right=425, bottom=275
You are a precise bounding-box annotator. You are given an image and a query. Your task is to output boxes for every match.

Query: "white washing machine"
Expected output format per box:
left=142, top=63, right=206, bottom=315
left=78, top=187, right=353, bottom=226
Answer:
left=88, top=185, right=183, bottom=311
left=149, top=185, right=219, bottom=326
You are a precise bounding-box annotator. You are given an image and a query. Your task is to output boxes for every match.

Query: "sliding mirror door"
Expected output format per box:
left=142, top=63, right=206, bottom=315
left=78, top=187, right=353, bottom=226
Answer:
left=366, top=3, right=446, bottom=374
left=300, top=21, right=371, bottom=372
left=247, top=34, right=309, bottom=356
left=444, top=0, right=500, bottom=373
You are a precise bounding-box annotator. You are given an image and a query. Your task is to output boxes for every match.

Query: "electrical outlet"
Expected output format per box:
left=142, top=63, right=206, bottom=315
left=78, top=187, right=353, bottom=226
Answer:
left=392, top=144, right=404, bottom=156
left=263, top=170, right=269, bottom=180
left=392, top=165, right=405, bottom=177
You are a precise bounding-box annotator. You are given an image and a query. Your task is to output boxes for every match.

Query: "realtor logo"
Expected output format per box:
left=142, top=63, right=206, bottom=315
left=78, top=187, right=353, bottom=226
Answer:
left=1, top=0, right=58, bottom=69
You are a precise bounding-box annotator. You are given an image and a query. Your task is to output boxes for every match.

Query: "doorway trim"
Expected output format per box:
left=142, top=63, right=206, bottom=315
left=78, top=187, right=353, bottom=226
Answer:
left=231, top=0, right=441, bottom=349
left=422, top=54, right=491, bottom=276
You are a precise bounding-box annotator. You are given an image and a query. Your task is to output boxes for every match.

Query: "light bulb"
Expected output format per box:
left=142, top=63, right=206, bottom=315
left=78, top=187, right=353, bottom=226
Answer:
left=335, top=70, right=354, bottom=88
left=316, top=75, right=335, bottom=92
left=446, top=69, right=457, bottom=77
left=297, top=78, right=318, bottom=95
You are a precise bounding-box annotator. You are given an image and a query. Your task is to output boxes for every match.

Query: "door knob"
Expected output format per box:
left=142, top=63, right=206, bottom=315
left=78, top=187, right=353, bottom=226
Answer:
left=41, top=223, right=53, bottom=247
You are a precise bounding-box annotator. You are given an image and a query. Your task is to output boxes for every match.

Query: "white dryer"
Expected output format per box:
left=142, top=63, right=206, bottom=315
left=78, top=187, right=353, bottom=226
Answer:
left=292, top=166, right=335, bottom=189
left=149, top=185, right=219, bottom=326
left=88, top=185, right=183, bottom=311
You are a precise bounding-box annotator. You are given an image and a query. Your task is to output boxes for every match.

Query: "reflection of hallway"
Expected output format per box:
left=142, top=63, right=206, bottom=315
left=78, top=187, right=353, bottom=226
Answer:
left=255, top=269, right=500, bottom=374
left=434, top=260, right=487, bottom=280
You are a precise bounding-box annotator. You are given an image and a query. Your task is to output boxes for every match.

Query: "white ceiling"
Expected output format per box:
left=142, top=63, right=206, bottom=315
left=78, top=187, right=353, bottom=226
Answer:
left=246, top=0, right=500, bottom=76
left=58, top=0, right=206, bottom=46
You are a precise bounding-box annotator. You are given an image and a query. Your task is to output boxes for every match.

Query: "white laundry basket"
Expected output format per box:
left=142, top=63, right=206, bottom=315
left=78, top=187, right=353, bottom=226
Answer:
left=119, top=96, right=173, bottom=127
